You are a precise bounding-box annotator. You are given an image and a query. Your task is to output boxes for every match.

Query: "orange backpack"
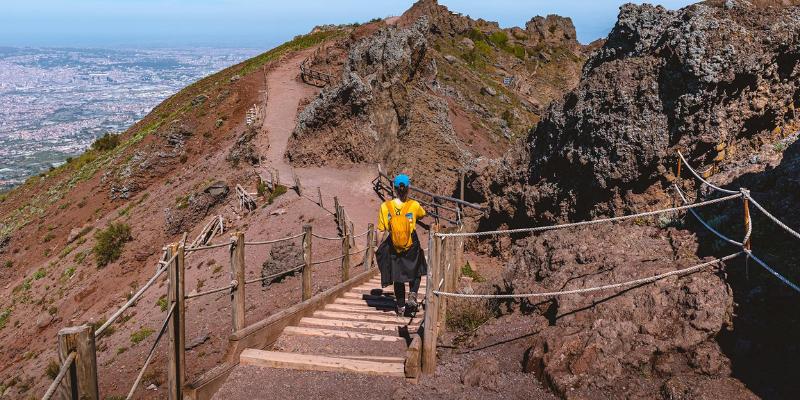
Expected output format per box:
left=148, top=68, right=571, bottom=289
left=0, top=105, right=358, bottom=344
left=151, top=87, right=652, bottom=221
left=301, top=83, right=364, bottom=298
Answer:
left=386, top=200, right=415, bottom=253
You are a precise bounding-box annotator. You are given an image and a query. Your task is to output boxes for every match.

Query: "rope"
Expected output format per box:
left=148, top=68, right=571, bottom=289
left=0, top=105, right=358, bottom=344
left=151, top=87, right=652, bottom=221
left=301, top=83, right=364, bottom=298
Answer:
left=311, top=254, right=345, bottom=265
left=126, top=303, right=174, bottom=400
left=352, top=229, right=370, bottom=239
left=743, top=191, right=800, bottom=241
left=674, top=185, right=743, bottom=246
left=185, top=283, right=235, bottom=299
left=185, top=240, right=233, bottom=252
left=437, top=193, right=742, bottom=238
left=245, top=232, right=304, bottom=245
left=96, top=261, right=170, bottom=338
left=743, top=249, right=800, bottom=294
left=677, top=151, right=739, bottom=195
left=245, top=264, right=305, bottom=284
left=311, top=232, right=342, bottom=241
left=431, top=253, right=741, bottom=299
left=41, top=351, right=77, bottom=400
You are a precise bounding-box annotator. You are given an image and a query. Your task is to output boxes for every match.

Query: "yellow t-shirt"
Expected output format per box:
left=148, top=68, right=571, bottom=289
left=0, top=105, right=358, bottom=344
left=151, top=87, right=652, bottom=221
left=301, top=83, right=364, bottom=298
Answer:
left=377, top=198, right=426, bottom=232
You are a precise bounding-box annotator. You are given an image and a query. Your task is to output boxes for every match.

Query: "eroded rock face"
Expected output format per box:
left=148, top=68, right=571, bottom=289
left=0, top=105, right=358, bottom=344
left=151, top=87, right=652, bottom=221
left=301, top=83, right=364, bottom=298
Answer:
left=511, top=224, right=748, bottom=398
left=286, top=17, right=470, bottom=189
left=474, top=2, right=800, bottom=224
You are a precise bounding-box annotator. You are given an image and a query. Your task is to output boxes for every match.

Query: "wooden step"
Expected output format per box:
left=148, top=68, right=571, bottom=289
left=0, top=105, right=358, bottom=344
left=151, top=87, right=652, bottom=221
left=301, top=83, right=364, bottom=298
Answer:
left=273, top=332, right=407, bottom=360
left=283, top=326, right=405, bottom=342
left=299, top=317, right=418, bottom=333
left=323, top=304, right=417, bottom=315
left=313, top=310, right=417, bottom=325
left=348, top=288, right=427, bottom=297
left=334, top=297, right=397, bottom=306
left=240, top=349, right=405, bottom=377
left=343, top=292, right=395, bottom=299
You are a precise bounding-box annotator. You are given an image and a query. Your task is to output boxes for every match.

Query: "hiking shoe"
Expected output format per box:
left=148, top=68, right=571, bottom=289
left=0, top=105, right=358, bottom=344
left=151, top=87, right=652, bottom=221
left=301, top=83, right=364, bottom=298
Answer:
left=395, top=305, right=406, bottom=316
left=406, top=292, right=418, bottom=310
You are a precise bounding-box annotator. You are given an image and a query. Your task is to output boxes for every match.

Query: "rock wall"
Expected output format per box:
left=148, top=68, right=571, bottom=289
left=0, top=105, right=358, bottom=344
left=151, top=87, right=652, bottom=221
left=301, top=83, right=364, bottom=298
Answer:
left=473, top=2, right=800, bottom=225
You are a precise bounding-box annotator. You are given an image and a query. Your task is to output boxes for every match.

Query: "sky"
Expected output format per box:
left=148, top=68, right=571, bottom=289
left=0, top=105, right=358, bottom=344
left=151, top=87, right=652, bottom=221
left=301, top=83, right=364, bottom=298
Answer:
left=0, top=0, right=697, bottom=49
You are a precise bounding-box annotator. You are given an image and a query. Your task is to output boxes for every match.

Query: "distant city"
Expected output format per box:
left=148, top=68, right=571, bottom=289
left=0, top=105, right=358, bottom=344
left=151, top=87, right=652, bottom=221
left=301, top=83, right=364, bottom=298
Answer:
left=0, top=46, right=260, bottom=191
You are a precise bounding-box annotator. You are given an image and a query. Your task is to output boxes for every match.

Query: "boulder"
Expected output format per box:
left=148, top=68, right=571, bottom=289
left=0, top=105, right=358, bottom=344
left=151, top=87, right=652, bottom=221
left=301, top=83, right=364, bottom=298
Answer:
left=461, top=356, right=500, bottom=390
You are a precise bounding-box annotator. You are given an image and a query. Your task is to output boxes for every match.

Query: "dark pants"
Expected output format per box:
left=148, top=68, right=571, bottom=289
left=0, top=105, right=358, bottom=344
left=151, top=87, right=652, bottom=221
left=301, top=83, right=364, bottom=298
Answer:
left=394, top=276, right=421, bottom=307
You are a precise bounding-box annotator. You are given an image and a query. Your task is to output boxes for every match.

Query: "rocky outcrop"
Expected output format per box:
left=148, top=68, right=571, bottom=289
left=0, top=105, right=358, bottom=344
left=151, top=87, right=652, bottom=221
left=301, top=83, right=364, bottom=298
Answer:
left=474, top=2, right=800, bottom=225
left=510, top=224, right=750, bottom=398
left=286, top=17, right=470, bottom=189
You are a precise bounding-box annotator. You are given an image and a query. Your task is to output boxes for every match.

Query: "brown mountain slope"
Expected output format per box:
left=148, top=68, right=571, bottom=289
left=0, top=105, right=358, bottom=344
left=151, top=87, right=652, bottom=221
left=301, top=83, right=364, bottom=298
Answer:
left=285, top=0, right=588, bottom=191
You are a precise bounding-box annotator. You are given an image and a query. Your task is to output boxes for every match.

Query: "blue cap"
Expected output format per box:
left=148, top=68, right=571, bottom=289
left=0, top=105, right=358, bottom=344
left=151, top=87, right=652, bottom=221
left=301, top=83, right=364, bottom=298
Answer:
left=393, top=174, right=410, bottom=188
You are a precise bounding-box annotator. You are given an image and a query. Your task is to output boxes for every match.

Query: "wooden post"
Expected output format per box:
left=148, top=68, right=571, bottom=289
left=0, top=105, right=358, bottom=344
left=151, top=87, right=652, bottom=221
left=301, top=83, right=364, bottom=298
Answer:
left=743, top=195, right=752, bottom=251
left=269, top=170, right=275, bottom=190
left=364, top=223, right=375, bottom=270
left=293, top=173, right=302, bottom=196
left=438, top=235, right=451, bottom=332
left=167, top=243, right=186, bottom=400
left=421, top=230, right=441, bottom=375
left=333, top=197, right=341, bottom=233
left=56, top=325, right=98, bottom=400
left=317, top=187, right=323, bottom=208
left=341, top=234, right=351, bottom=282
left=676, top=154, right=682, bottom=188
left=275, top=169, right=280, bottom=188
left=459, top=171, right=465, bottom=202
left=349, top=221, right=355, bottom=247
left=302, top=225, right=313, bottom=301
left=230, top=233, right=246, bottom=332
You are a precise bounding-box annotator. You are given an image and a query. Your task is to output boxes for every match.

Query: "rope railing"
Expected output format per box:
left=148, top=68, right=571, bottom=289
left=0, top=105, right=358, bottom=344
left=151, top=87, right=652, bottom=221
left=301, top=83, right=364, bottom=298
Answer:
left=311, top=254, right=346, bottom=265
left=41, top=351, right=77, bottom=400
left=677, top=151, right=739, bottom=195
left=185, top=283, right=236, bottom=299
left=245, top=232, right=305, bottom=246
left=674, top=185, right=743, bottom=247
left=743, top=250, right=800, bottom=293
left=436, top=193, right=742, bottom=238
left=743, top=191, right=800, bottom=241
left=125, top=303, right=174, bottom=400
left=352, top=229, right=371, bottom=239
left=312, top=232, right=342, bottom=241
left=95, top=257, right=172, bottom=338
left=432, top=253, right=742, bottom=299
left=244, top=264, right=305, bottom=285
left=184, top=240, right=233, bottom=252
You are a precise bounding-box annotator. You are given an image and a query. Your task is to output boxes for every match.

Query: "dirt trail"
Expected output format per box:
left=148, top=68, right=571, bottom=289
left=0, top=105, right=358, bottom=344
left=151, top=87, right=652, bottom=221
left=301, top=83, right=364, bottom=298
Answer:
left=256, top=50, right=408, bottom=242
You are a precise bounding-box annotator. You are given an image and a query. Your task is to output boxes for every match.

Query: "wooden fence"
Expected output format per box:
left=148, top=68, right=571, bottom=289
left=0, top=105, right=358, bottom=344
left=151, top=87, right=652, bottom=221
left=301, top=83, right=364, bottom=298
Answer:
left=41, top=180, right=375, bottom=399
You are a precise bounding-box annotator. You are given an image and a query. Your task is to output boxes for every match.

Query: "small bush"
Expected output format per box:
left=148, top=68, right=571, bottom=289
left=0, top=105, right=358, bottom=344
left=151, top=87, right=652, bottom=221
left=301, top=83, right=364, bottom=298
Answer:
left=256, top=178, right=268, bottom=197
left=92, top=223, right=133, bottom=268
left=2, top=260, right=12, bottom=269
left=461, top=262, right=485, bottom=282
left=131, top=327, right=155, bottom=345
left=32, top=268, right=47, bottom=280
left=175, top=195, right=190, bottom=210
left=156, top=296, right=168, bottom=312
left=488, top=31, right=508, bottom=47
left=42, top=233, right=55, bottom=243
left=62, top=267, right=76, bottom=280
left=73, top=251, right=88, bottom=265
left=268, top=184, right=288, bottom=204
left=91, top=133, right=120, bottom=152
left=0, top=308, right=11, bottom=329
left=116, top=346, right=128, bottom=355
left=774, top=141, right=786, bottom=152
left=446, top=299, right=493, bottom=335
left=44, top=359, right=60, bottom=379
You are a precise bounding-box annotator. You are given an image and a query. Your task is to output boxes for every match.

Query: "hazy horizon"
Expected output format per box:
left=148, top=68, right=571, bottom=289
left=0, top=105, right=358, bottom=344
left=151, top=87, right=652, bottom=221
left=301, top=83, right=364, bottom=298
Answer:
left=1, top=1, right=696, bottom=49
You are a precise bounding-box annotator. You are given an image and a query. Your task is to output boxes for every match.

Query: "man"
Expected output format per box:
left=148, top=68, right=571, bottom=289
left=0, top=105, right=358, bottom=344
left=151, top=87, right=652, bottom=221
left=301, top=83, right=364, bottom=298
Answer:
left=376, top=174, right=428, bottom=316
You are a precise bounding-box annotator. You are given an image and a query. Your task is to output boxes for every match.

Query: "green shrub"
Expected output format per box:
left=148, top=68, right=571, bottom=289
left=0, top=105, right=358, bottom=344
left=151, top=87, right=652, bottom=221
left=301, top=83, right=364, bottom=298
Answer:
left=256, top=178, right=268, bottom=197
left=73, top=250, right=88, bottom=265
left=0, top=308, right=11, bottom=329
left=44, top=359, right=60, bottom=379
left=156, top=296, right=168, bottom=312
left=91, top=133, right=120, bottom=152
left=268, top=184, right=288, bottom=205
left=2, top=260, right=11, bottom=269
left=42, top=233, right=55, bottom=243
left=62, top=267, right=76, bottom=280
left=131, top=327, right=154, bottom=344
left=92, top=223, right=133, bottom=268
left=32, top=268, right=46, bottom=280
left=175, top=195, right=190, bottom=210
left=446, top=298, right=492, bottom=334
left=461, top=262, right=485, bottom=282
left=488, top=31, right=508, bottom=47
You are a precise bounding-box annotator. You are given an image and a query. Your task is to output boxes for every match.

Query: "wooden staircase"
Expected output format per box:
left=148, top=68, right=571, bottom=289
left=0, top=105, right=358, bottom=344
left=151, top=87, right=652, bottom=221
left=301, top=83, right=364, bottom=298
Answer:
left=238, top=275, right=426, bottom=378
